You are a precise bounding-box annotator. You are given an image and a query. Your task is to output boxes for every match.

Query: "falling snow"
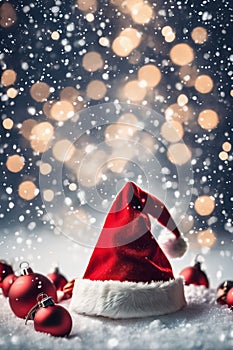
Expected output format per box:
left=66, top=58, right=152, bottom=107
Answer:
left=0, top=0, right=233, bottom=347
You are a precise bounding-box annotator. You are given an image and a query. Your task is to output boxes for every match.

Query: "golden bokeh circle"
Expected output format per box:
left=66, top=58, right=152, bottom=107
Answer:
left=52, top=139, right=76, bottom=162
left=30, top=122, right=54, bottom=153
left=194, top=75, right=213, bottom=94
left=50, top=100, right=75, bottom=121
left=43, top=189, right=55, bottom=202
left=222, top=142, right=231, bottom=152
left=1, top=69, right=17, bottom=86
left=138, top=64, right=161, bottom=88
left=51, top=31, right=60, bottom=40
left=198, top=109, right=219, bottom=130
left=6, top=155, right=25, bottom=173
left=194, top=195, right=215, bottom=216
left=18, top=181, right=38, bottom=201
left=130, top=3, right=153, bottom=25
left=30, top=82, right=51, bottom=102
left=0, top=3, right=17, bottom=28
left=123, top=80, right=147, bottom=101
left=39, top=162, right=52, bottom=175
left=82, top=51, right=104, bottom=72
left=112, top=36, right=134, bottom=57
left=219, top=151, right=228, bottom=161
left=7, top=87, right=18, bottom=98
left=167, top=143, right=192, bottom=165
left=170, top=43, right=194, bottom=66
left=86, top=80, right=107, bottom=100
left=165, top=103, right=193, bottom=123
left=2, top=118, right=14, bottom=130
left=161, top=120, right=184, bottom=143
left=120, top=28, right=142, bottom=49
left=191, top=27, right=208, bottom=44
left=197, top=229, right=216, bottom=247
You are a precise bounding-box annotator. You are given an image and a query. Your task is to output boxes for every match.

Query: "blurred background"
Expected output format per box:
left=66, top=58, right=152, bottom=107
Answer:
left=0, top=0, right=232, bottom=287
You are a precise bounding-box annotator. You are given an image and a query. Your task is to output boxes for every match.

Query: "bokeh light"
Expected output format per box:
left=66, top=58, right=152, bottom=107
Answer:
left=86, top=80, right=107, bottom=100
left=219, top=151, right=228, bottom=161
left=39, top=163, right=52, bottom=175
left=123, top=80, right=147, bottom=101
left=30, top=82, right=51, bottom=102
left=50, top=100, right=75, bottom=121
left=161, top=26, right=176, bottom=42
left=194, top=75, right=214, bottom=94
left=43, top=189, right=55, bottom=202
left=0, top=3, right=17, bottom=28
left=191, top=27, right=208, bottom=44
left=82, top=51, right=104, bottom=72
left=194, top=195, right=215, bottom=216
left=51, top=31, right=60, bottom=40
left=170, top=43, right=194, bottom=66
left=6, top=155, right=25, bottom=173
left=2, top=118, right=14, bottom=130
left=177, top=94, right=188, bottom=107
left=222, top=142, right=231, bottom=152
left=1, top=69, right=17, bottom=86
left=18, top=181, right=38, bottom=201
left=7, top=87, right=18, bottom=98
left=165, top=103, right=193, bottom=123
left=198, top=109, right=219, bottom=130
left=52, top=139, right=76, bottom=162
left=161, top=120, right=184, bottom=143
left=197, top=228, right=216, bottom=247
left=130, top=3, right=153, bottom=25
left=30, top=122, right=54, bottom=153
left=112, top=37, right=133, bottom=57
left=138, top=64, right=161, bottom=88
left=167, top=143, right=192, bottom=165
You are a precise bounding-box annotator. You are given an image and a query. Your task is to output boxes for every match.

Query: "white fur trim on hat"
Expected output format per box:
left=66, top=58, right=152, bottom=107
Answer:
left=69, top=277, right=186, bottom=319
left=159, top=233, right=188, bottom=259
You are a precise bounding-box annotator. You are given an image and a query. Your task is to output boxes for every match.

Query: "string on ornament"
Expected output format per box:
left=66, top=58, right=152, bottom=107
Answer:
left=25, top=292, right=73, bottom=337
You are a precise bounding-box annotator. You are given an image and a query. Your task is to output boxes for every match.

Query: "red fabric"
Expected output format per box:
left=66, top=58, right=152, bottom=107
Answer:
left=83, top=182, right=180, bottom=283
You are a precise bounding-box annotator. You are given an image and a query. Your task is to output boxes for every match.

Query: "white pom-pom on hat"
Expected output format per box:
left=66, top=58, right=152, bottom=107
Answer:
left=158, top=230, right=188, bottom=258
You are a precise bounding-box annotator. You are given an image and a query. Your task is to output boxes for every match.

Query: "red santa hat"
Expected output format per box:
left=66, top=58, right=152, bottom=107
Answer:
left=69, top=181, right=187, bottom=319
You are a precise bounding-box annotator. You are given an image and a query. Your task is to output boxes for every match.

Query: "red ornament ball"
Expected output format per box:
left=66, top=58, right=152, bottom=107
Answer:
left=226, top=288, right=233, bottom=309
left=34, top=302, right=72, bottom=337
left=47, top=267, right=68, bottom=291
left=1, top=273, right=17, bottom=297
left=216, top=280, right=233, bottom=305
left=179, top=262, right=209, bottom=288
left=8, top=263, right=57, bottom=319
left=0, top=260, right=13, bottom=287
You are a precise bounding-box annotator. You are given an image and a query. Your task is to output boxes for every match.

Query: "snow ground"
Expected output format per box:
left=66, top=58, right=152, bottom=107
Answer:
left=0, top=285, right=233, bottom=350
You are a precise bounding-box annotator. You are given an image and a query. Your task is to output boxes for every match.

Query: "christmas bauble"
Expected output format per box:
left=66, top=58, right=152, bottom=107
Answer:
left=26, top=293, right=72, bottom=337
left=179, top=261, right=209, bottom=288
left=47, top=267, right=68, bottom=291
left=8, top=262, right=57, bottom=318
left=216, top=280, right=233, bottom=305
left=1, top=273, right=17, bottom=297
left=0, top=260, right=14, bottom=287
left=226, top=288, right=233, bottom=309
